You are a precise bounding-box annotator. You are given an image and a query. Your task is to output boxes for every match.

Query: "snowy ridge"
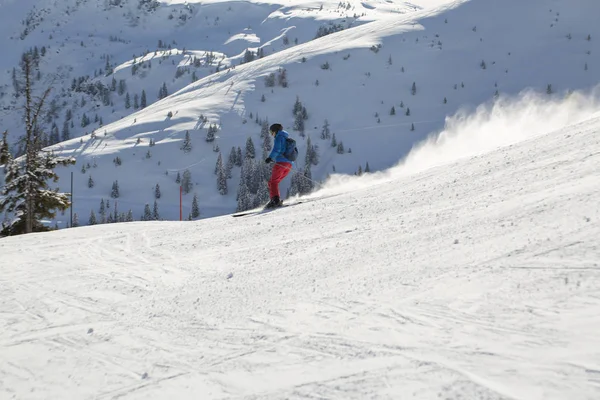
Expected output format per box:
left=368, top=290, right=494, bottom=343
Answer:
left=1, top=90, right=599, bottom=399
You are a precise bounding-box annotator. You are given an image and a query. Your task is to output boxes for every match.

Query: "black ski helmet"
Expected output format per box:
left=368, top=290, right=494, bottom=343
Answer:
left=269, top=123, right=283, bottom=135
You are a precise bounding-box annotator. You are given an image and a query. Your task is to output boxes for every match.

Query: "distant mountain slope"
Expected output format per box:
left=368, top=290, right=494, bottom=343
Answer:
left=0, top=0, right=599, bottom=227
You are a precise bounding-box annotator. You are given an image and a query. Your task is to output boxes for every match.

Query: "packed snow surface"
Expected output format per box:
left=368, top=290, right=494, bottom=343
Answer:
left=1, top=90, right=600, bottom=399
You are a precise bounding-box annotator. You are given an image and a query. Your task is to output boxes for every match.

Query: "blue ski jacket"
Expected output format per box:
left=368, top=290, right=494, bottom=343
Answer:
left=269, top=129, right=293, bottom=164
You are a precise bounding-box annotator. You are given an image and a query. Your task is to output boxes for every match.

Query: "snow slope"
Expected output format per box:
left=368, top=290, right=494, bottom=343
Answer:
left=2, top=0, right=600, bottom=226
left=1, top=91, right=599, bottom=399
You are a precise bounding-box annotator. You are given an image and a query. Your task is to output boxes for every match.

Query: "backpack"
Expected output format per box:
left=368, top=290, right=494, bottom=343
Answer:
left=283, top=137, right=298, bottom=161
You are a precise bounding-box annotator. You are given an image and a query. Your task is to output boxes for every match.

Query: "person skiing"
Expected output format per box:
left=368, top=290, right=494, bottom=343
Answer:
left=264, top=123, right=294, bottom=208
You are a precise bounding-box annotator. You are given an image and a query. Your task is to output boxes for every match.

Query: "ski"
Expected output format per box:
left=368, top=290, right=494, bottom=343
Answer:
left=232, top=202, right=303, bottom=217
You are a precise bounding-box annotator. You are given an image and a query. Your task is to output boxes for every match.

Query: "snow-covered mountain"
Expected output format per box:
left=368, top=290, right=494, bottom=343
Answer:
left=1, top=88, right=599, bottom=398
left=0, top=0, right=598, bottom=225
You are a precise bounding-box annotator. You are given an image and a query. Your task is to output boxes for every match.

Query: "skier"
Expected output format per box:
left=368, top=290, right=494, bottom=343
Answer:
left=264, top=123, right=295, bottom=208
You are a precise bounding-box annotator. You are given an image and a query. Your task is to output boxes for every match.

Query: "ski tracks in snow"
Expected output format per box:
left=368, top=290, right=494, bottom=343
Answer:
left=1, top=116, right=600, bottom=398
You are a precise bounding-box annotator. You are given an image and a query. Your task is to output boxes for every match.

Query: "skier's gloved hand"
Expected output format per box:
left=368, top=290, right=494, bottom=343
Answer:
left=265, top=157, right=272, bottom=164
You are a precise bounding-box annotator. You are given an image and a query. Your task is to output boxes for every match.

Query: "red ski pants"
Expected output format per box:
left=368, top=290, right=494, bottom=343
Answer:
left=268, top=162, right=292, bottom=198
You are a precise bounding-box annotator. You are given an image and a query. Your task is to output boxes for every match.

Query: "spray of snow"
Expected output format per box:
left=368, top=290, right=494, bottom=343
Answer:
left=311, top=86, right=600, bottom=199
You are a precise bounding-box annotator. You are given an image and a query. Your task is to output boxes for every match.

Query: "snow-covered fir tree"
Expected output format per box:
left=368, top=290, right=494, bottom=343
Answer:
left=0, top=55, right=75, bottom=235
left=262, top=134, right=272, bottom=158
left=191, top=193, right=200, bottom=218
left=142, top=203, right=152, bottom=221
left=152, top=200, right=160, bottom=220
left=214, top=152, right=223, bottom=175
left=235, top=147, right=243, bottom=167
left=88, top=209, right=97, bottom=225
left=260, top=120, right=270, bottom=139
left=217, top=162, right=228, bottom=195
left=245, top=137, right=256, bottom=159
left=226, top=148, right=235, bottom=178
left=320, top=119, right=331, bottom=140
left=111, top=180, right=120, bottom=198
left=181, top=130, right=192, bottom=153
left=181, top=169, right=193, bottom=194
left=140, top=90, right=147, bottom=108
left=305, top=136, right=319, bottom=166
left=206, top=124, right=217, bottom=142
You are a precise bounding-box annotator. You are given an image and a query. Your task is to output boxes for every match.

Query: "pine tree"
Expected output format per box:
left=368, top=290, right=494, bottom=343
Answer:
left=118, top=79, right=127, bottom=96
left=214, top=152, right=223, bottom=175
left=1, top=131, right=11, bottom=167
left=181, top=169, right=193, bottom=194
left=217, top=164, right=228, bottom=195
left=293, top=96, right=303, bottom=116
left=158, top=82, right=168, bottom=99
left=337, top=141, right=345, bottom=154
left=88, top=175, right=94, bottom=188
left=143, top=203, right=152, bottom=221
left=140, top=90, right=147, bottom=108
left=111, top=180, right=120, bottom=198
left=62, top=120, right=70, bottom=142
left=262, top=134, right=272, bottom=156
left=235, top=147, right=243, bottom=167
left=245, top=137, right=256, bottom=159
left=236, top=181, right=251, bottom=212
left=411, top=82, right=417, bottom=95
left=206, top=124, right=217, bottom=142
left=225, top=148, right=234, bottom=178
left=278, top=68, right=288, bottom=87
left=331, top=133, right=337, bottom=147
left=155, top=183, right=161, bottom=199
left=134, top=93, right=139, bottom=109
left=181, top=130, right=192, bottom=152
left=89, top=209, right=97, bottom=225
left=49, top=123, right=60, bottom=145
left=126, top=210, right=134, bottom=222
left=390, top=106, right=396, bottom=115
left=175, top=171, right=181, bottom=183
left=72, top=213, right=79, bottom=227
left=264, top=73, right=276, bottom=87
left=125, top=92, right=131, bottom=109
left=112, top=202, right=119, bottom=224
left=293, top=112, right=305, bottom=134
left=321, top=119, right=331, bottom=140
left=99, top=198, right=105, bottom=215
left=304, top=136, right=317, bottom=166
left=0, top=55, right=75, bottom=235
left=301, top=107, right=308, bottom=120
left=406, top=107, right=411, bottom=116
left=152, top=200, right=160, bottom=220
left=191, top=193, right=200, bottom=218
